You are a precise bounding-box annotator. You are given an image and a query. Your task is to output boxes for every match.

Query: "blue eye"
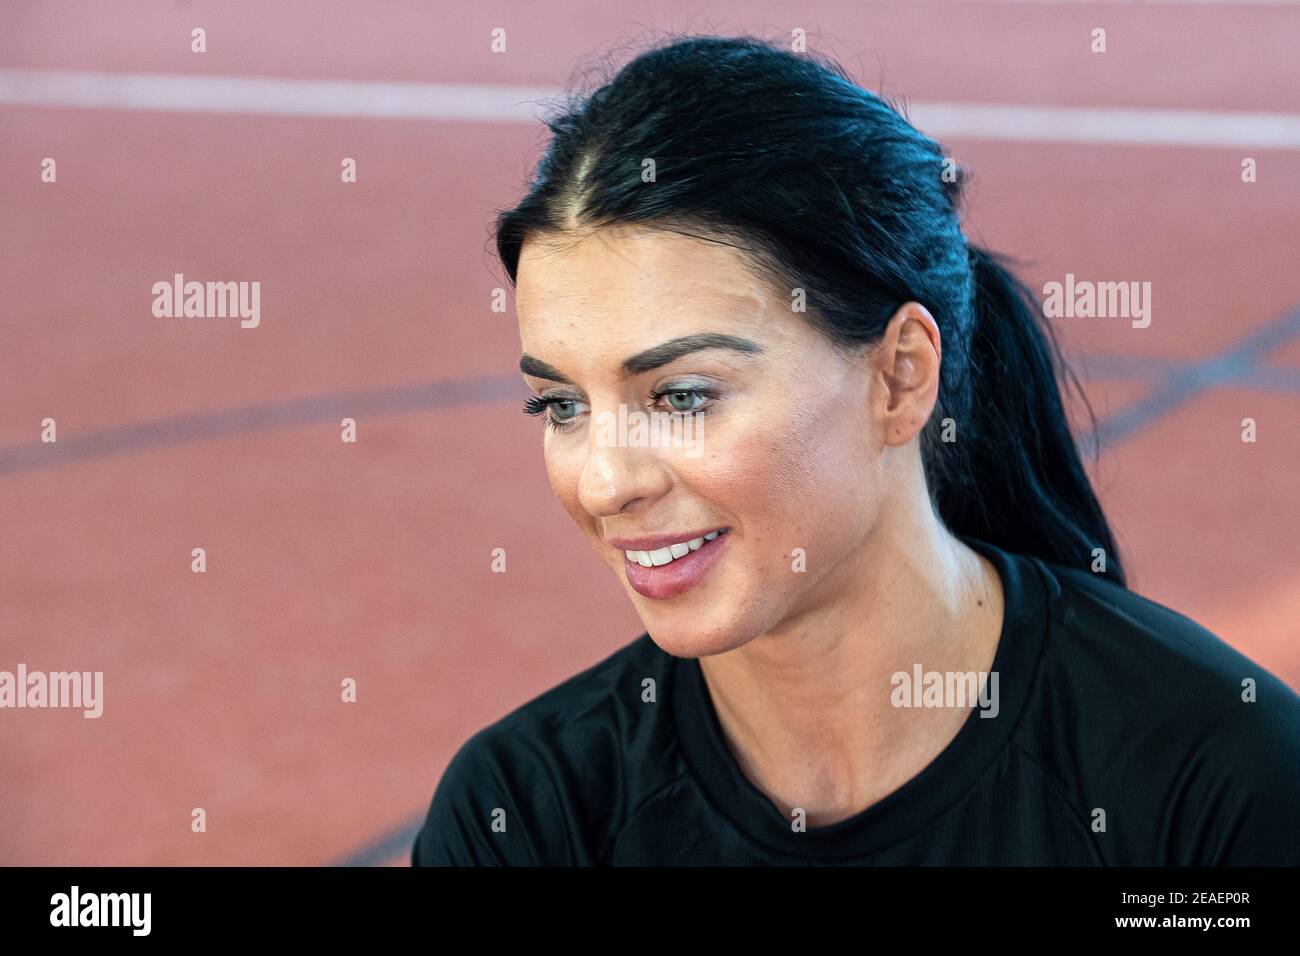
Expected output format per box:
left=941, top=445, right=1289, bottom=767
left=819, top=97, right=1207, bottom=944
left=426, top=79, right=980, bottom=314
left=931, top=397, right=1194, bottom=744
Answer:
left=522, top=394, right=587, bottom=432
left=522, top=386, right=716, bottom=433
left=665, top=390, right=702, bottom=411
left=652, top=386, right=716, bottom=414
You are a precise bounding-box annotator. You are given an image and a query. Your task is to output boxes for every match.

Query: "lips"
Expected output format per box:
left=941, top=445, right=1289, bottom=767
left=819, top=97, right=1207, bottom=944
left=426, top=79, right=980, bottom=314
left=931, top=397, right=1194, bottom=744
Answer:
left=616, top=528, right=730, bottom=600
left=621, top=529, right=724, bottom=568
left=607, top=526, right=729, bottom=553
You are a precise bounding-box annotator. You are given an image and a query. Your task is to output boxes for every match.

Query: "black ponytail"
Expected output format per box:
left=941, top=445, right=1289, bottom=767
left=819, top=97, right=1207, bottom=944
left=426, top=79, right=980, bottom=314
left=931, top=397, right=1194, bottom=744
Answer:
left=940, top=245, right=1126, bottom=586
left=495, top=33, right=1126, bottom=587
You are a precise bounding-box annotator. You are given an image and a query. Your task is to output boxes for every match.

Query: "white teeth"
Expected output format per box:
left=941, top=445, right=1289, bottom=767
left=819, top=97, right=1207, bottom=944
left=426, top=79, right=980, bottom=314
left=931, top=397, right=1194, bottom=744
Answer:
left=624, top=530, right=726, bottom=568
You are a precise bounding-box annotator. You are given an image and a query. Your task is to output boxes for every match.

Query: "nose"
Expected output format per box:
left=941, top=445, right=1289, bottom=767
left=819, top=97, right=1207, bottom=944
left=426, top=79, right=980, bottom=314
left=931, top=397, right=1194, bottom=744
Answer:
left=576, top=414, right=672, bottom=518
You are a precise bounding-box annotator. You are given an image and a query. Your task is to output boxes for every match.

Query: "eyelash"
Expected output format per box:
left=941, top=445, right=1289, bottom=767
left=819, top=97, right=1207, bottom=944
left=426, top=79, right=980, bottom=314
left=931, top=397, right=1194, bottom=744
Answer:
left=522, top=387, right=718, bottom=433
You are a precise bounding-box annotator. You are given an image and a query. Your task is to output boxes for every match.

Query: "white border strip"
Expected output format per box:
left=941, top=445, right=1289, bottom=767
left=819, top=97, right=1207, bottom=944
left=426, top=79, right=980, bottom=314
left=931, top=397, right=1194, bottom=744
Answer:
left=966, top=1, right=1300, bottom=5
left=3, top=69, right=1299, bottom=148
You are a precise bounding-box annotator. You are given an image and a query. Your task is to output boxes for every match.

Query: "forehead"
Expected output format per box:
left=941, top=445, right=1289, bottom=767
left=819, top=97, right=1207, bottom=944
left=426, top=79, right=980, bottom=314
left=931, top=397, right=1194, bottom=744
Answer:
left=518, top=226, right=775, bottom=318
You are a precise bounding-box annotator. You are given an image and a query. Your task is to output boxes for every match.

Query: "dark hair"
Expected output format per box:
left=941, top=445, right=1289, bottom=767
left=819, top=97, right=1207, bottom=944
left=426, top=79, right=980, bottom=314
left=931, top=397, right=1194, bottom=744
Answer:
left=495, top=34, right=1127, bottom=587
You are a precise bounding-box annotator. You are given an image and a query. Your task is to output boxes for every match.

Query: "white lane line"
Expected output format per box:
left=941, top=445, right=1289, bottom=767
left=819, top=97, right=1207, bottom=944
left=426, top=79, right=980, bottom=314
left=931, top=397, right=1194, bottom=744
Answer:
left=3, top=68, right=1300, bottom=148
left=0, top=69, right=558, bottom=122
left=906, top=101, right=1300, bottom=148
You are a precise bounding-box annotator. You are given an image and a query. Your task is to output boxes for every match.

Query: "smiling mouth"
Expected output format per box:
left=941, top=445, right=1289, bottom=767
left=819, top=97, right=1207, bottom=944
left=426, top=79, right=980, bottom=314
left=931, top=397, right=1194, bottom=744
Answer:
left=618, top=528, right=731, bottom=601
left=622, top=529, right=727, bottom=567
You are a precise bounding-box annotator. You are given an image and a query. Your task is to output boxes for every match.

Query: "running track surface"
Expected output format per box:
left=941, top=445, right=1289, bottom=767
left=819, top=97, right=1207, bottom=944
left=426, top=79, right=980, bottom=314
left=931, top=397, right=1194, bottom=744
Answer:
left=1, top=1, right=1298, bottom=866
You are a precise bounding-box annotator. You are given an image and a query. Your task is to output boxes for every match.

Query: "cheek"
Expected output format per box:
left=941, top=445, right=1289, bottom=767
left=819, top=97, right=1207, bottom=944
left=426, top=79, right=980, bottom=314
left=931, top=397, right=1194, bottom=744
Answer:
left=543, top=442, right=587, bottom=524
left=693, top=395, right=881, bottom=556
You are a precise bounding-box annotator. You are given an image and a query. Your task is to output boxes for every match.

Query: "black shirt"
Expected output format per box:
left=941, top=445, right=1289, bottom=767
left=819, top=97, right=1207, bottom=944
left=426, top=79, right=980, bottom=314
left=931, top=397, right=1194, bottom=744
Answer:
left=411, top=537, right=1300, bottom=865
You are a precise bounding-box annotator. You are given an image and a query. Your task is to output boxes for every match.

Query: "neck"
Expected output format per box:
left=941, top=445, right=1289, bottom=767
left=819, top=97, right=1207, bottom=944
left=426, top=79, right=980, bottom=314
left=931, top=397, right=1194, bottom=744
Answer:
left=697, top=483, right=1004, bottom=827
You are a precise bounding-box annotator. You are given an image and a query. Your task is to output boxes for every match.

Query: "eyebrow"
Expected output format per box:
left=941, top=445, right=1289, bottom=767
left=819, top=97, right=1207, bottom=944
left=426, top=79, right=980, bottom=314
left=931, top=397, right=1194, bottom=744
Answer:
left=519, top=333, right=765, bottom=384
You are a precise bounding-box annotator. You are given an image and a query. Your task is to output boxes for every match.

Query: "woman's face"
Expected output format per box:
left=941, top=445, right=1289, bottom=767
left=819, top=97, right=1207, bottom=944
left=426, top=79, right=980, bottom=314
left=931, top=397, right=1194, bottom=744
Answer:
left=515, top=224, right=901, bottom=657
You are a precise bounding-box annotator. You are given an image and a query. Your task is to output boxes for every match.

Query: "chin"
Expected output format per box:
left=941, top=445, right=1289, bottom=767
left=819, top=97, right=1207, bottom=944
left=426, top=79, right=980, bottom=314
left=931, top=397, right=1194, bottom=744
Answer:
left=636, top=606, right=756, bottom=659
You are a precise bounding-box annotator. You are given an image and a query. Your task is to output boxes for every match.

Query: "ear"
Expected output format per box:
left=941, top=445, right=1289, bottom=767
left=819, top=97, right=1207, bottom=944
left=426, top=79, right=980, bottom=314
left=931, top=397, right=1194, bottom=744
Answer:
left=872, top=302, right=942, bottom=449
